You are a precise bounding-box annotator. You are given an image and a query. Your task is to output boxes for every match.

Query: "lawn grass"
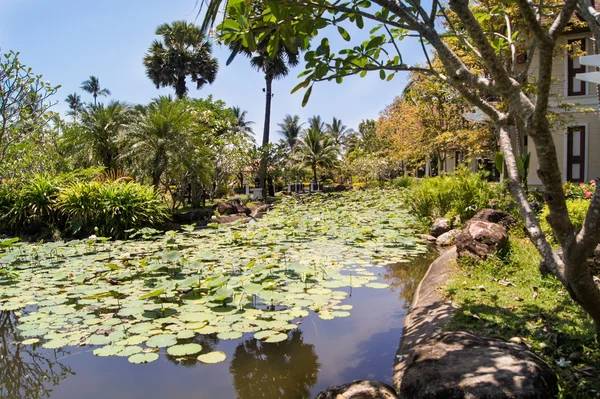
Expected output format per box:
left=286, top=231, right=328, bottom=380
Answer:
left=443, top=234, right=600, bottom=398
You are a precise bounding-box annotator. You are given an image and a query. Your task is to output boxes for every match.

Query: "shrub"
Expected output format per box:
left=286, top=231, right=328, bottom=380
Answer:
left=0, top=174, right=62, bottom=234
left=539, top=199, right=589, bottom=245
left=406, top=168, right=505, bottom=225
left=392, top=176, right=416, bottom=189
left=563, top=180, right=596, bottom=200
left=59, top=180, right=168, bottom=238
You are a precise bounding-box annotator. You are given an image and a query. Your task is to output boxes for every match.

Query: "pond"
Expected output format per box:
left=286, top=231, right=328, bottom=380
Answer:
left=0, top=190, right=433, bottom=399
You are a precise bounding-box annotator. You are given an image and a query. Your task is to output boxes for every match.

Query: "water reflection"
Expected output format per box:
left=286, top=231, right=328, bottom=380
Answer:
left=230, top=329, right=319, bottom=399
left=382, top=251, right=438, bottom=307
left=0, top=311, right=74, bottom=399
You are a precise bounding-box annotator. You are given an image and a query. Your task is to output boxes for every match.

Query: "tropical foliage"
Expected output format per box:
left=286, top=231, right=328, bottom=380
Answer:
left=143, top=21, right=218, bottom=99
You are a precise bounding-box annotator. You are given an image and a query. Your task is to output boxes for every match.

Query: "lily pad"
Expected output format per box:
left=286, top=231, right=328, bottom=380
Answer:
left=128, top=352, right=159, bottom=364
left=145, top=334, right=177, bottom=348
left=166, top=343, right=203, bottom=356
left=197, top=351, right=227, bottom=364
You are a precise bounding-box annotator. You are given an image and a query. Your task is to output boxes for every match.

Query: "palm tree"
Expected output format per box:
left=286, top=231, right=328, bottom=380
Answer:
left=298, top=118, right=340, bottom=182
left=65, top=101, right=130, bottom=170
left=143, top=21, right=218, bottom=99
left=230, top=106, right=254, bottom=138
left=121, top=96, right=194, bottom=188
left=326, top=117, right=352, bottom=147
left=80, top=76, right=111, bottom=105
left=231, top=26, right=301, bottom=195
left=64, top=93, right=83, bottom=121
left=277, top=114, right=303, bottom=153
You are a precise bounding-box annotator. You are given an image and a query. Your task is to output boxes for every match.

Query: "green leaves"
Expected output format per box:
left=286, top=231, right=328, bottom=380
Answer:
left=337, top=26, right=351, bottom=41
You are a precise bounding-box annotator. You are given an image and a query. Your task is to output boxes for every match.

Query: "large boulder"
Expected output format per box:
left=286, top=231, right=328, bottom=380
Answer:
left=456, top=220, right=508, bottom=260
left=430, top=218, right=450, bottom=237
left=471, top=209, right=517, bottom=229
left=216, top=202, right=237, bottom=216
left=400, top=331, right=558, bottom=399
left=316, top=380, right=398, bottom=399
left=232, top=198, right=251, bottom=216
left=436, top=229, right=460, bottom=247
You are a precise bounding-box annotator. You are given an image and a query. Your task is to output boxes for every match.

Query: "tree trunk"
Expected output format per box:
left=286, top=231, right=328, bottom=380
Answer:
left=175, top=75, right=187, bottom=100
left=191, top=174, right=200, bottom=208
left=258, top=75, right=273, bottom=199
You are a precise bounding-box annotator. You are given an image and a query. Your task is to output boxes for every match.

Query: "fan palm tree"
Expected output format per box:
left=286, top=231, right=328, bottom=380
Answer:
left=65, top=93, right=83, bottom=120
left=143, top=21, right=218, bottom=99
left=65, top=101, right=130, bottom=170
left=326, top=117, right=352, bottom=148
left=277, top=114, right=303, bottom=154
left=80, top=76, right=111, bottom=105
left=121, top=96, right=194, bottom=188
left=298, top=118, right=340, bottom=182
left=230, top=106, right=254, bottom=138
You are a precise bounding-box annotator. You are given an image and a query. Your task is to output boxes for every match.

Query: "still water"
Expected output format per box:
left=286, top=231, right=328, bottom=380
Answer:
left=0, top=253, right=434, bottom=399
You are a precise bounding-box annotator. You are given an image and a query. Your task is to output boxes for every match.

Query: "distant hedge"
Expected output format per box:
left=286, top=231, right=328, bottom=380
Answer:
left=0, top=171, right=167, bottom=239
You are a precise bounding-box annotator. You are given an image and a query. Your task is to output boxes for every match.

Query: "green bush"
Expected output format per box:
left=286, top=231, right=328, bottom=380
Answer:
left=0, top=171, right=167, bottom=239
left=59, top=180, right=168, bottom=238
left=539, top=199, right=589, bottom=245
left=406, top=168, right=505, bottom=225
left=392, top=176, right=416, bottom=189
left=0, top=174, right=62, bottom=234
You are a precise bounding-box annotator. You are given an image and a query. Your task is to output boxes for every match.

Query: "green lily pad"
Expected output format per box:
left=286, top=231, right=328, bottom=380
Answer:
left=128, top=352, right=159, bottom=364
left=197, top=351, right=227, bottom=364
left=217, top=331, right=243, bottom=340
left=166, top=343, right=203, bottom=356
left=145, top=334, right=177, bottom=348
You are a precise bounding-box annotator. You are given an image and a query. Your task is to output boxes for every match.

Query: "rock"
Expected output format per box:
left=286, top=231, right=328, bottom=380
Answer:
left=316, top=380, right=398, bottom=399
left=420, top=234, right=438, bottom=244
left=455, top=220, right=508, bottom=260
left=471, top=209, right=517, bottom=229
left=231, top=198, right=251, bottom=216
left=217, top=202, right=237, bottom=216
left=436, top=229, right=460, bottom=247
left=172, top=208, right=214, bottom=224
left=400, top=331, right=558, bottom=399
left=430, top=218, right=450, bottom=237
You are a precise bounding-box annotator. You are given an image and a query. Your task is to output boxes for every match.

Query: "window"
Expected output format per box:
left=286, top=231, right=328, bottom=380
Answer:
left=567, top=38, right=587, bottom=96
left=567, top=126, right=586, bottom=182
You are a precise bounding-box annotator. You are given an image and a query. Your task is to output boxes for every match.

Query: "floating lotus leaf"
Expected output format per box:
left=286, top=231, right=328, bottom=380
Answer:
left=42, top=337, right=71, bottom=349
left=195, top=326, right=218, bottom=335
left=116, top=345, right=143, bottom=357
left=217, top=331, right=243, bottom=340
left=89, top=334, right=111, bottom=345
left=176, top=330, right=195, bottom=339
left=197, top=351, right=227, bottom=364
left=145, top=334, right=177, bottom=348
left=128, top=352, right=159, bottom=364
left=93, top=345, right=122, bottom=357
left=365, top=282, right=389, bottom=289
left=21, top=338, right=40, bottom=345
left=318, top=312, right=335, bottom=320
left=117, top=335, right=148, bottom=346
left=167, top=343, right=203, bottom=356
left=264, top=333, right=288, bottom=343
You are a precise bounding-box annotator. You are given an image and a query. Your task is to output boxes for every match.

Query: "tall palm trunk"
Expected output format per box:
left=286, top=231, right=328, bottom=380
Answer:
left=175, top=75, right=187, bottom=100
left=258, top=74, right=273, bottom=198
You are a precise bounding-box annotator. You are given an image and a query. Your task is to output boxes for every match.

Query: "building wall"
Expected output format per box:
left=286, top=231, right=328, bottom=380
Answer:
left=527, top=34, right=600, bottom=186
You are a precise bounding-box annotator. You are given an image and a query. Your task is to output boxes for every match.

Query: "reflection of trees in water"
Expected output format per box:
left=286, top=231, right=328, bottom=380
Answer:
left=382, top=251, right=437, bottom=307
left=230, top=329, right=319, bottom=399
left=0, top=311, right=74, bottom=399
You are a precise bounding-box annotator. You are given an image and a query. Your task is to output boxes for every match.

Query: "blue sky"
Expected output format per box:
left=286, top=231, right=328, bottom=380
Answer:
left=1, top=0, right=426, bottom=143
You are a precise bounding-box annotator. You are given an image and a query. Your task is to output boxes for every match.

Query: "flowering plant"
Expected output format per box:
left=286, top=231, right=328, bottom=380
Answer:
left=563, top=180, right=596, bottom=200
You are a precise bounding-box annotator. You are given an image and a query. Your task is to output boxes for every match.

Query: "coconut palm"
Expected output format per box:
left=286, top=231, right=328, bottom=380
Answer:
left=298, top=118, right=340, bottom=182
left=326, top=117, right=352, bottom=147
left=143, top=21, right=218, bottom=99
left=80, top=76, right=111, bottom=105
left=230, top=106, right=254, bottom=138
left=64, top=101, right=130, bottom=170
left=278, top=114, right=303, bottom=154
left=121, top=96, right=194, bottom=188
left=65, top=93, right=83, bottom=121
